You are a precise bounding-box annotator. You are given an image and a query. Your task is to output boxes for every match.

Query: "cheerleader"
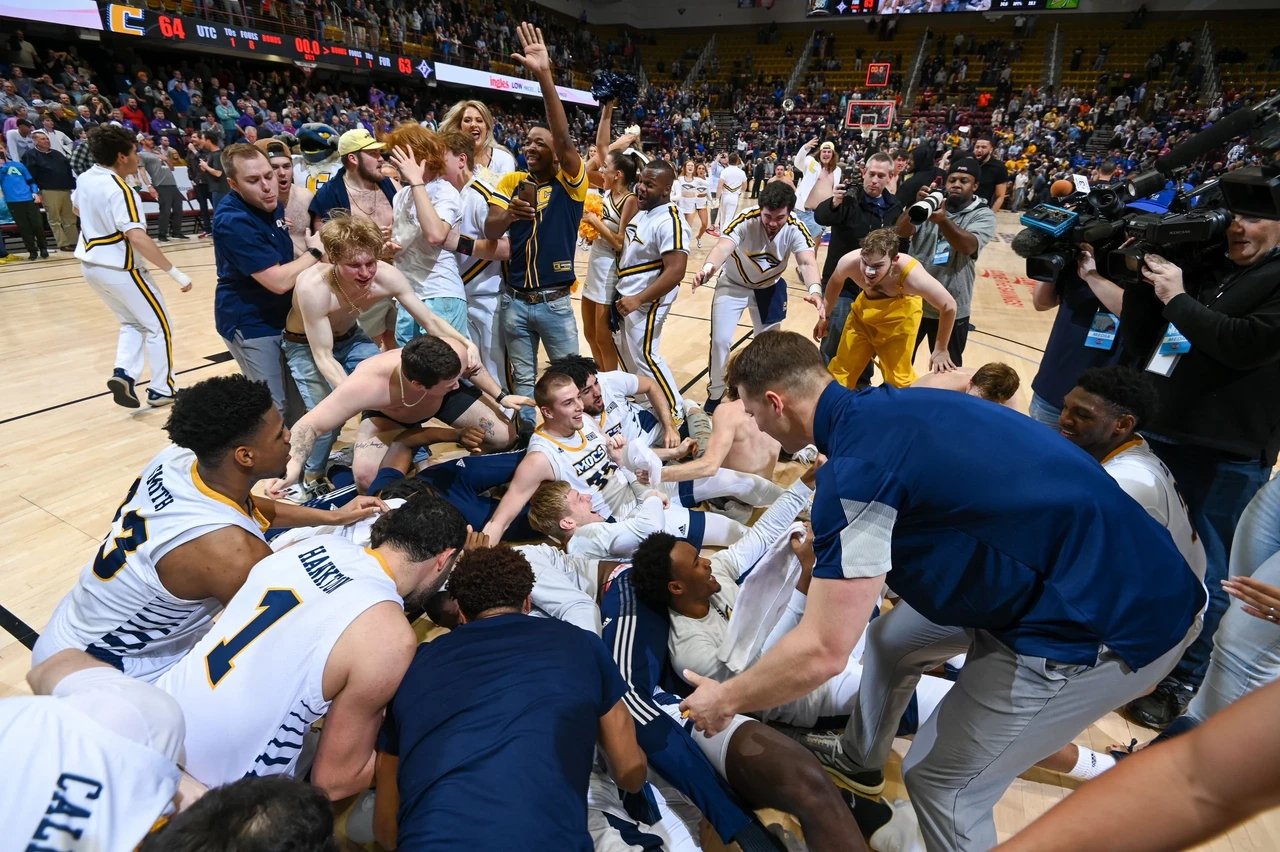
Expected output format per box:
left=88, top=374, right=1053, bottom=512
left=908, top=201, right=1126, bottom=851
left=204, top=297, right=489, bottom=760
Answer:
left=581, top=104, right=640, bottom=371
left=677, top=160, right=700, bottom=247
left=693, top=162, right=710, bottom=248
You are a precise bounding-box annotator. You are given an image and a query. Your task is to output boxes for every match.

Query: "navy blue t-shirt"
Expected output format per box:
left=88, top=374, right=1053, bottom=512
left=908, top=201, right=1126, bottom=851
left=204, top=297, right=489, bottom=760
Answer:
left=1030, top=275, right=1125, bottom=410
left=380, top=613, right=628, bottom=852
left=810, top=381, right=1205, bottom=669
left=212, top=191, right=295, bottom=340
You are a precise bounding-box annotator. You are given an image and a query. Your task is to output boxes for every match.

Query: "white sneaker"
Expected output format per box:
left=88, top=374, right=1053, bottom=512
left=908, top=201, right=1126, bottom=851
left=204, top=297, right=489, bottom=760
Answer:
left=791, top=443, right=819, bottom=465
left=282, top=481, right=314, bottom=504
left=869, top=799, right=926, bottom=852
left=697, top=237, right=703, bottom=249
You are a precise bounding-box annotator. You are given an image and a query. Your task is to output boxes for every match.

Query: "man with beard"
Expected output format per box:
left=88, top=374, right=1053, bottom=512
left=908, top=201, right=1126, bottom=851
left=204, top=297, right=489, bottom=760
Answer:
left=896, top=158, right=998, bottom=367
left=157, top=495, right=467, bottom=798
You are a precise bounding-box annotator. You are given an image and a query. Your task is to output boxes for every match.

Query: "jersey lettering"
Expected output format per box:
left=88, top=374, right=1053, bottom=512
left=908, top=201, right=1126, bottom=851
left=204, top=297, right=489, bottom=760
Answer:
left=205, top=589, right=302, bottom=687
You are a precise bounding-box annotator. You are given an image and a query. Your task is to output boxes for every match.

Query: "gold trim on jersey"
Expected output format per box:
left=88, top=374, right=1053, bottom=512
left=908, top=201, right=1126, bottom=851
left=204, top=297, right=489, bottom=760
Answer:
left=534, top=426, right=590, bottom=451
left=110, top=174, right=141, bottom=222
left=642, top=302, right=680, bottom=419
left=1101, top=437, right=1146, bottom=466
left=789, top=214, right=816, bottom=249
left=130, top=270, right=175, bottom=393
left=617, top=259, right=664, bottom=279
left=667, top=206, right=685, bottom=251
left=365, top=547, right=395, bottom=581
left=83, top=231, right=125, bottom=250
left=190, top=461, right=272, bottom=531
left=723, top=208, right=762, bottom=237
left=461, top=259, right=491, bottom=284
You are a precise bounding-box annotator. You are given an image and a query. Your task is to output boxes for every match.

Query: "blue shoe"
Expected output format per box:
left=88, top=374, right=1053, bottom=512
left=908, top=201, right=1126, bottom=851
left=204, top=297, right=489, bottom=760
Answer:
left=703, top=395, right=722, bottom=415
left=146, top=389, right=176, bottom=407
left=107, top=369, right=140, bottom=408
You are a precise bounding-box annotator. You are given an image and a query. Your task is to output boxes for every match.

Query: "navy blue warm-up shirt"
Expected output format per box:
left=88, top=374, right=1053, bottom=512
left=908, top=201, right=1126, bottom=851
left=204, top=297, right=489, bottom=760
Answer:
left=809, top=381, right=1205, bottom=669
left=380, top=613, right=628, bottom=852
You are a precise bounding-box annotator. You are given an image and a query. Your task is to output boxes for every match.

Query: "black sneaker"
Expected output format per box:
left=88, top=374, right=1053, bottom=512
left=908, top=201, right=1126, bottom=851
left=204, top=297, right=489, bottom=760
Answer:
left=39, top=250, right=49, bottom=259
left=703, top=394, right=722, bottom=415
left=1125, top=677, right=1194, bottom=730
left=157, top=237, right=170, bottom=242
left=107, top=369, right=141, bottom=408
left=172, top=234, right=190, bottom=240
left=795, top=731, right=886, bottom=795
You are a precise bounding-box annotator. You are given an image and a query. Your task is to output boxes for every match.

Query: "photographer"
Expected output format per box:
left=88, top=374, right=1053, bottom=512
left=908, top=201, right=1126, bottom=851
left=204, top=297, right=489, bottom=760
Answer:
left=813, top=152, right=904, bottom=368
left=1026, top=242, right=1126, bottom=426
left=896, top=158, right=998, bottom=367
left=1118, top=213, right=1280, bottom=730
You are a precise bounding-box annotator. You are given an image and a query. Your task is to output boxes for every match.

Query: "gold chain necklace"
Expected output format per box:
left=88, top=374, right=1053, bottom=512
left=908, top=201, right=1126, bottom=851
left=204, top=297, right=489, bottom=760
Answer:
left=328, top=267, right=365, bottom=314
left=346, top=176, right=379, bottom=217
left=396, top=365, right=428, bottom=407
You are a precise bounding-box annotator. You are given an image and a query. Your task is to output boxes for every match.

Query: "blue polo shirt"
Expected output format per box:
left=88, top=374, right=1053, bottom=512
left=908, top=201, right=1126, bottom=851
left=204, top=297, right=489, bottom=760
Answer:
left=212, top=191, right=295, bottom=340
left=380, top=613, right=627, bottom=852
left=810, top=381, right=1205, bottom=669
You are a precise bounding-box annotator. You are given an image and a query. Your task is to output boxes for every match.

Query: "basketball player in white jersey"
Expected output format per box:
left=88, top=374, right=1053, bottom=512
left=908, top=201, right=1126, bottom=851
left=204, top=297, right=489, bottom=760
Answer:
left=33, top=375, right=387, bottom=683
left=268, top=335, right=533, bottom=495
left=614, top=160, right=690, bottom=429
left=157, top=495, right=468, bottom=798
left=548, top=354, right=693, bottom=462
left=715, top=153, right=748, bottom=233
left=76, top=125, right=194, bottom=408
left=692, top=181, right=824, bottom=411
left=527, top=480, right=748, bottom=560
left=481, top=373, right=785, bottom=542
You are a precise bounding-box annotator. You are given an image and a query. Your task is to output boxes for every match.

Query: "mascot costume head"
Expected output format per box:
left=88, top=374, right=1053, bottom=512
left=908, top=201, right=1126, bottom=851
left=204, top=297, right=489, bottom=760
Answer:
left=293, top=123, right=341, bottom=193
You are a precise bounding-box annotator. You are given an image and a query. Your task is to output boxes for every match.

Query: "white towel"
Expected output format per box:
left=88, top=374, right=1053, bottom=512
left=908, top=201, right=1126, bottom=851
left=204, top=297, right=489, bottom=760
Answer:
left=623, top=439, right=664, bottom=488
left=717, top=521, right=808, bottom=675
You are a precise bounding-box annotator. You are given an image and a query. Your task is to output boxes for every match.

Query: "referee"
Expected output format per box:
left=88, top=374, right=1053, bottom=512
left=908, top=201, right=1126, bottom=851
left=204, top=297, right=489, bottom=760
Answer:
left=76, top=125, right=193, bottom=408
left=680, top=331, right=1206, bottom=852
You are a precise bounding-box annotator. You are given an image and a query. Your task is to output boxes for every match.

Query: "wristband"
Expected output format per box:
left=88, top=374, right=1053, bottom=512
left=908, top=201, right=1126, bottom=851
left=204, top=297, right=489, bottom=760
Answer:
left=408, top=183, right=426, bottom=187
left=456, top=235, right=475, bottom=256
left=701, top=263, right=715, bottom=276
left=808, top=283, right=823, bottom=296
left=167, top=267, right=192, bottom=287
left=307, top=247, right=323, bottom=261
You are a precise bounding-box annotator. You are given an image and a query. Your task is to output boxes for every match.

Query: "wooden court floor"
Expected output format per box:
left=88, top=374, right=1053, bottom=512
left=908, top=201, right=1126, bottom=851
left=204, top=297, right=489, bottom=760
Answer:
left=1, top=209, right=1277, bottom=850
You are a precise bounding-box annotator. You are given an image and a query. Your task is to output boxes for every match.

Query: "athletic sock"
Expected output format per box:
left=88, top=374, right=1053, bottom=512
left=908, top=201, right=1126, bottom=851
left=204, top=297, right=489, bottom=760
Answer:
left=847, top=792, right=894, bottom=837
left=1065, top=746, right=1117, bottom=780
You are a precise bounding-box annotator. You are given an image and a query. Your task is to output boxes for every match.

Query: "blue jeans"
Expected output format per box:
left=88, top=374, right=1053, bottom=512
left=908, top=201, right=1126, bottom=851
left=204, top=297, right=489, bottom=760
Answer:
left=1184, top=474, right=1280, bottom=724
left=394, top=296, right=470, bottom=347
left=1027, top=392, right=1062, bottom=428
left=284, top=330, right=381, bottom=476
left=795, top=208, right=826, bottom=244
left=500, top=291, right=579, bottom=431
left=820, top=293, right=854, bottom=365
left=1147, top=439, right=1272, bottom=690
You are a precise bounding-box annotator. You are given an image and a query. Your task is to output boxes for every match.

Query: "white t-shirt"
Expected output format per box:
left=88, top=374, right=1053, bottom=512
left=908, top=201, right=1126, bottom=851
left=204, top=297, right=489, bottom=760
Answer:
left=392, top=176, right=463, bottom=301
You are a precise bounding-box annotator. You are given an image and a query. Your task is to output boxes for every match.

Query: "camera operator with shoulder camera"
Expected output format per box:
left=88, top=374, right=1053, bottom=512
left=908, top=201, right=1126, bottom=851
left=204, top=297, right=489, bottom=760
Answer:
left=812, top=151, right=904, bottom=368
left=896, top=158, right=999, bottom=367
left=1115, top=213, right=1280, bottom=730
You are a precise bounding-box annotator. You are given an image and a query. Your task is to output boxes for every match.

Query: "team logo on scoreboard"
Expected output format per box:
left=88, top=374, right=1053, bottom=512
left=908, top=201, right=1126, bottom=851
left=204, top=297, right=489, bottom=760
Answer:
left=106, top=4, right=146, bottom=35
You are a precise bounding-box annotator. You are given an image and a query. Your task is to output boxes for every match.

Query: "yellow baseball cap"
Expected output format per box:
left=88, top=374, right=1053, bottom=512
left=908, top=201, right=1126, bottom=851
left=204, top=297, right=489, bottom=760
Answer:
left=337, top=128, right=385, bottom=157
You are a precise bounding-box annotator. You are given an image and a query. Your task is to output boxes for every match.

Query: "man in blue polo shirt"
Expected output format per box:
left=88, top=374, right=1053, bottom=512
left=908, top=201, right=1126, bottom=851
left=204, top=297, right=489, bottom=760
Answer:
left=213, top=142, right=323, bottom=415
left=679, top=331, right=1205, bottom=852
left=372, top=546, right=645, bottom=852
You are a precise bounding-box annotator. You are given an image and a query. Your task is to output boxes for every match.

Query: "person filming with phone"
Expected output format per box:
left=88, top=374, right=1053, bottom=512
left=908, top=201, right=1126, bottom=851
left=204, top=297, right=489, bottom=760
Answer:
left=895, top=158, right=998, bottom=368
left=485, top=23, right=588, bottom=435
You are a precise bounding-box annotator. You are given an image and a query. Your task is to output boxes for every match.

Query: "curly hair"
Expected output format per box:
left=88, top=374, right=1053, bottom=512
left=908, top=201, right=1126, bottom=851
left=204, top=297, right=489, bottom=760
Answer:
left=439, top=99, right=497, bottom=153
left=88, top=125, right=137, bottom=166
left=628, top=532, right=679, bottom=610
left=383, top=123, right=445, bottom=176
left=545, top=354, right=599, bottom=391
left=861, top=227, right=901, bottom=260
left=163, top=375, right=275, bottom=465
left=1075, top=366, right=1159, bottom=429
left=375, top=475, right=442, bottom=501
left=448, top=546, right=535, bottom=621
left=140, top=775, right=336, bottom=852
left=758, top=181, right=797, bottom=214
left=369, top=494, right=468, bottom=563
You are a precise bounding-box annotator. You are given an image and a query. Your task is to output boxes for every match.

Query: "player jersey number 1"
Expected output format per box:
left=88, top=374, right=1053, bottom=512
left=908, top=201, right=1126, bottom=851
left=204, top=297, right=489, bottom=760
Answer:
left=206, top=589, right=302, bottom=687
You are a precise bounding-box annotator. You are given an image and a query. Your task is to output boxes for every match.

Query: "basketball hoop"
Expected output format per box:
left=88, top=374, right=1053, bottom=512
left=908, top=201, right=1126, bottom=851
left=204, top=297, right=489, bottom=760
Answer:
left=295, top=60, right=317, bottom=78
left=860, top=114, right=877, bottom=133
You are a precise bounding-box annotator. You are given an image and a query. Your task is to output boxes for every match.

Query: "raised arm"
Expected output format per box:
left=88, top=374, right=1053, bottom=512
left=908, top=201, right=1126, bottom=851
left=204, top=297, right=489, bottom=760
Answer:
left=481, top=451, right=555, bottom=542
left=389, top=146, right=451, bottom=245
left=587, top=102, right=614, bottom=185
left=511, top=23, right=581, bottom=178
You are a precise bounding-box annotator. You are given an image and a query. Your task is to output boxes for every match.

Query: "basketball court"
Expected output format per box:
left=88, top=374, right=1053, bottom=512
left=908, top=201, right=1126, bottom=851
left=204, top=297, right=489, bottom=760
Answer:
left=1, top=207, right=1275, bottom=849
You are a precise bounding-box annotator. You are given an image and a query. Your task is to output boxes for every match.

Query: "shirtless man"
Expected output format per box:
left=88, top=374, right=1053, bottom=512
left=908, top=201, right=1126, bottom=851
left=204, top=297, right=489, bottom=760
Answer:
left=912, top=362, right=1022, bottom=407
left=268, top=335, right=533, bottom=495
left=481, top=372, right=784, bottom=543
left=659, top=381, right=782, bottom=485
left=283, top=214, right=483, bottom=486
left=257, top=138, right=314, bottom=257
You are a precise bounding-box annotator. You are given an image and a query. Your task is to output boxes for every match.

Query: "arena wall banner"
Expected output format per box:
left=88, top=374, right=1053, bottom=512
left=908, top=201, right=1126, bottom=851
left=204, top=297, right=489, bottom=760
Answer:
left=432, top=62, right=598, bottom=107
left=2, top=0, right=103, bottom=28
